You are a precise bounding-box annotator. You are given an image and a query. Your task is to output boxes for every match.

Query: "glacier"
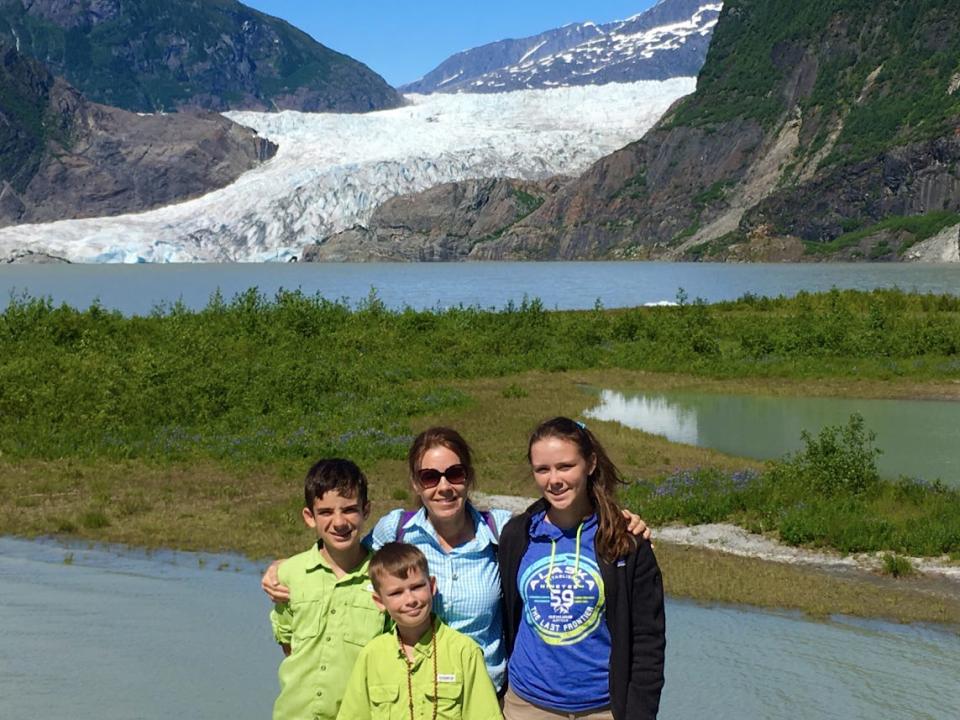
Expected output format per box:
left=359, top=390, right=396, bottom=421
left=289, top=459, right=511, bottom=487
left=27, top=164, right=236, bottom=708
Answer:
left=0, top=79, right=696, bottom=263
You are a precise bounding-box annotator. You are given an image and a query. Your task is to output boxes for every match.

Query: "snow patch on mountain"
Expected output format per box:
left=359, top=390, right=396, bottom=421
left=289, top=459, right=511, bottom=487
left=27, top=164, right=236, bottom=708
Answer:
left=0, top=79, right=696, bottom=263
left=402, top=1, right=721, bottom=94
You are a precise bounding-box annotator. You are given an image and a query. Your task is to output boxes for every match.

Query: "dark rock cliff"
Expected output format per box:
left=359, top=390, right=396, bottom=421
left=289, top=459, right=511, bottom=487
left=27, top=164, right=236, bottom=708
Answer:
left=1, top=0, right=402, bottom=112
left=472, top=0, right=960, bottom=262
left=0, top=43, right=277, bottom=226
left=302, top=177, right=565, bottom=262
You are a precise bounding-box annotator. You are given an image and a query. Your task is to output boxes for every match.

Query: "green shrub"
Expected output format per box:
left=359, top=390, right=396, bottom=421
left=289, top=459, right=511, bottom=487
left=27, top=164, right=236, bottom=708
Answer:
left=501, top=383, right=529, bottom=399
left=881, top=553, right=914, bottom=578
left=775, top=414, right=881, bottom=497
left=80, top=509, right=111, bottom=529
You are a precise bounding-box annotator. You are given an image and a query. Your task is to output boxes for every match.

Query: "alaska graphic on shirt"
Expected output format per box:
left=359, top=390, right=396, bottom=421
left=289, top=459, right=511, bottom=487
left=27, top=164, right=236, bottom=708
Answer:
left=519, top=549, right=605, bottom=645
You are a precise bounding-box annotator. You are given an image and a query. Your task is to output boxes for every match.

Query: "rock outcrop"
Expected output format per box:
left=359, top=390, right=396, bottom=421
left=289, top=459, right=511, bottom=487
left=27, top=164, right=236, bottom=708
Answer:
left=303, top=178, right=565, bottom=262
left=0, top=0, right=402, bottom=112
left=0, top=43, right=277, bottom=226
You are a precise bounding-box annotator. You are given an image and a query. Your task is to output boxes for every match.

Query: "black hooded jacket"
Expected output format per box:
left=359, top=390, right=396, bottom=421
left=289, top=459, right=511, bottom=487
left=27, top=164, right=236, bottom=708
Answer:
left=498, top=499, right=666, bottom=720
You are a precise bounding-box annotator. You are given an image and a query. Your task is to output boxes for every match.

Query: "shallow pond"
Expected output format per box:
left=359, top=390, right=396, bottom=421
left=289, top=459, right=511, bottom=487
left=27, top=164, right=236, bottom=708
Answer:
left=586, top=389, right=960, bottom=485
left=2, top=537, right=958, bottom=719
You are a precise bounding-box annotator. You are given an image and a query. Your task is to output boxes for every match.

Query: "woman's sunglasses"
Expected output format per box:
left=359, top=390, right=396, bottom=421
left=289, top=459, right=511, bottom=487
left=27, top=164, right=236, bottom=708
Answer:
left=416, top=464, right=468, bottom=488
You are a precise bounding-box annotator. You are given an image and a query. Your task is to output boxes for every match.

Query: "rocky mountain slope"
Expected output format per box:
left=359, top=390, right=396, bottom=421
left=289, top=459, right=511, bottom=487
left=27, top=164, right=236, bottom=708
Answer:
left=471, top=0, right=960, bottom=261
left=304, top=177, right=566, bottom=262
left=401, top=0, right=719, bottom=94
left=0, top=0, right=401, bottom=112
left=0, top=42, right=276, bottom=227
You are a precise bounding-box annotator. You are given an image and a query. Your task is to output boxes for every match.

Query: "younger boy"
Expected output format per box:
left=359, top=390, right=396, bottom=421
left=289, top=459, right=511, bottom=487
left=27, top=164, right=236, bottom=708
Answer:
left=337, top=542, right=501, bottom=720
left=271, top=459, right=387, bottom=720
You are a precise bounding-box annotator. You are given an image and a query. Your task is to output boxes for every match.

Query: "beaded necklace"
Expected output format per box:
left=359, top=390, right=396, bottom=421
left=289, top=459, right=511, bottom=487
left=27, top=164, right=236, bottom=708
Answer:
left=398, top=621, right=438, bottom=720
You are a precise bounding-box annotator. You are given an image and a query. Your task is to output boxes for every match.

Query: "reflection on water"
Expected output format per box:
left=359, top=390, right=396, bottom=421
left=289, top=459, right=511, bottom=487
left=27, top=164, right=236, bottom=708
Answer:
left=2, top=537, right=959, bottom=719
left=587, top=389, right=960, bottom=485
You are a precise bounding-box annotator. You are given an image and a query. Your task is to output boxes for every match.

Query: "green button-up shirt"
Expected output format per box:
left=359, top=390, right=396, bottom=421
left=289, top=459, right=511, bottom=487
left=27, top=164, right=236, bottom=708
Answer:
left=337, top=618, right=502, bottom=720
left=271, top=544, right=386, bottom=720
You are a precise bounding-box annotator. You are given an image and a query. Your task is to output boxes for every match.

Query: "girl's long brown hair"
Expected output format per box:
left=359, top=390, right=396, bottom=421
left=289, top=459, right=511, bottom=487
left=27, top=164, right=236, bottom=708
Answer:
left=527, top=417, right=632, bottom=563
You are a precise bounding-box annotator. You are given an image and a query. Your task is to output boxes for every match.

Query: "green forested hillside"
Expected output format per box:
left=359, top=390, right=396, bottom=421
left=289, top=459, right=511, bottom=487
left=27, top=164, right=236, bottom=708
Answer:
left=0, top=41, right=73, bottom=192
left=0, top=0, right=401, bottom=112
left=674, top=0, right=960, bottom=168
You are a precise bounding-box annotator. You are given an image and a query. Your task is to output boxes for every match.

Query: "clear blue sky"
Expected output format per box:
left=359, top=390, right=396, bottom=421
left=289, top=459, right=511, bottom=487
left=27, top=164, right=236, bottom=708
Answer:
left=244, top=1, right=660, bottom=87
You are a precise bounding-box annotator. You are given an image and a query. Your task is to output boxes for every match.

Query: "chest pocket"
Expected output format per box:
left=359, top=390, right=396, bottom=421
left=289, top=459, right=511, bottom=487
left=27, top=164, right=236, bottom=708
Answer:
left=427, top=681, right=463, bottom=715
left=369, top=684, right=399, bottom=720
left=343, top=596, right=385, bottom=647
left=289, top=599, right=325, bottom=641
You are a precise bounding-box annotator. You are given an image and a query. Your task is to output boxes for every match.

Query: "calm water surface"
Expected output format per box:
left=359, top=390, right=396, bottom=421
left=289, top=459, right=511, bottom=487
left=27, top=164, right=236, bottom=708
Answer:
left=2, top=262, right=960, bottom=314
left=586, top=389, right=960, bottom=485
left=1, top=537, right=958, bottom=720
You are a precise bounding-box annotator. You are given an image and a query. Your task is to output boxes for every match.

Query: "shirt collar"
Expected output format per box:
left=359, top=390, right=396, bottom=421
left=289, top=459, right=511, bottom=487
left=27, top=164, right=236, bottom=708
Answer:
left=402, top=502, right=495, bottom=550
left=304, top=542, right=373, bottom=580
left=393, top=615, right=441, bottom=660
left=529, top=510, right=598, bottom=540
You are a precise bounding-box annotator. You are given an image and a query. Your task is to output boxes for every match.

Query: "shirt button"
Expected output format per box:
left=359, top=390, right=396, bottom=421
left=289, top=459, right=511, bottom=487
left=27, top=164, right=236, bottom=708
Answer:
left=321, top=665, right=327, bottom=671
left=451, top=573, right=458, bottom=581
left=330, top=609, right=336, bottom=614
left=316, top=691, right=323, bottom=697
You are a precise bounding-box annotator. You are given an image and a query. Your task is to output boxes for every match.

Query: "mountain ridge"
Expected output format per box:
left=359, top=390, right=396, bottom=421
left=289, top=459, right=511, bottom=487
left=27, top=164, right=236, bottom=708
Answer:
left=401, top=0, right=718, bottom=94
left=0, top=0, right=402, bottom=112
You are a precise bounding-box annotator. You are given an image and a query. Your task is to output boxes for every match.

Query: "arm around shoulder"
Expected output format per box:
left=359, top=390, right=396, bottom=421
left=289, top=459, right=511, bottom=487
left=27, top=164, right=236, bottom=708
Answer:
left=628, top=540, right=665, bottom=720
left=269, top=556, right=296, bottom=646
left=368, top=508, right=404, bottom=551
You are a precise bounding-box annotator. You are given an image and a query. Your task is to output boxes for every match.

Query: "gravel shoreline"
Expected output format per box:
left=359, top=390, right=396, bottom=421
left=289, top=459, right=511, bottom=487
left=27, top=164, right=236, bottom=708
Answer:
left=474, top=493, right=960, bottom=582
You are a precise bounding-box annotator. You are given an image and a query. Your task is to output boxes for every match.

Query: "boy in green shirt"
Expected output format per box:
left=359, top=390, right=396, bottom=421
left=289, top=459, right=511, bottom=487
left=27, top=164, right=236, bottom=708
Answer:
left=337, top=542, right=502, bottom=720
left=270, top=459, right=387, bottom=720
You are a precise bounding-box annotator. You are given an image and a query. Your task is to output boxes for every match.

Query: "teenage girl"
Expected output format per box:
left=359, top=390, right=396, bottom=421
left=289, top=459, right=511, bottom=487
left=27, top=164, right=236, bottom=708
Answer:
left=499, top=417, right=665, bottom=720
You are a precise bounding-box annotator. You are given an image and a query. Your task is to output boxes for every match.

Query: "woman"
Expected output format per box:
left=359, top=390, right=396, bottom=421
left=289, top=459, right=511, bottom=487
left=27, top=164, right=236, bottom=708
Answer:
left=499, top=417, right=665, bottom=719
left=262, top=426, right=650, bottom=693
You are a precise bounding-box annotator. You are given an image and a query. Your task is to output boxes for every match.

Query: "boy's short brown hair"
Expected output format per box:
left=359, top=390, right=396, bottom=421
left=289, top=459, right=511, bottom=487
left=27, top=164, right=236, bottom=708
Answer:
left=369, top=542, right=430, bottom=592
left=304, top=458, right=368, bottom=509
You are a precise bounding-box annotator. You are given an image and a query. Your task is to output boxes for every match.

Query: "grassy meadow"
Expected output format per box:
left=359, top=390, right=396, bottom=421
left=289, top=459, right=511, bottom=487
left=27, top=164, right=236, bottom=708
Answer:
left=2, top=287, right=960, bottom=624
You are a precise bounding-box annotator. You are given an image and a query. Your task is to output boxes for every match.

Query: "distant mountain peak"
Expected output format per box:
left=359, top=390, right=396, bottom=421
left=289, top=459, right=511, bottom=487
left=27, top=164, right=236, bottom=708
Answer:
left=401, top=0, right=720, bottom=94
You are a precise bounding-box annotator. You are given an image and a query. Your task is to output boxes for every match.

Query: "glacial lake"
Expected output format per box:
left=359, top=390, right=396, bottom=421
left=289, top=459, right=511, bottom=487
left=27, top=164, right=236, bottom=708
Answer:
left=2, top=537, right=959, bottom=720
left=2, top=261, right=960, bottom=315
left=586, top=389, right=960, bottom=485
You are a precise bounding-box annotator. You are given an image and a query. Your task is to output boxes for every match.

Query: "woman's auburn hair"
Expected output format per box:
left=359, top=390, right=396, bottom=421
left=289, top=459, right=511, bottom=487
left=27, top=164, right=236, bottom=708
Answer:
left=407, top=426, right=476, bottom=486
left=528, top=417, right=633, bottom=564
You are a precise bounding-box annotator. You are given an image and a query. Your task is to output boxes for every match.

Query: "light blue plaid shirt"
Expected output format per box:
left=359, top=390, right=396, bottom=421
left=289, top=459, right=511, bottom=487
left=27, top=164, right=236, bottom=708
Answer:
left=369, top=503, right=512, bottom=691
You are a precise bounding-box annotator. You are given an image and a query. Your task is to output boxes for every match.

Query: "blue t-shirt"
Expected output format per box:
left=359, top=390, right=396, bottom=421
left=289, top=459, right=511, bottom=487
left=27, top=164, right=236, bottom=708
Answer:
left=508, top=511, right=612, bottom=712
